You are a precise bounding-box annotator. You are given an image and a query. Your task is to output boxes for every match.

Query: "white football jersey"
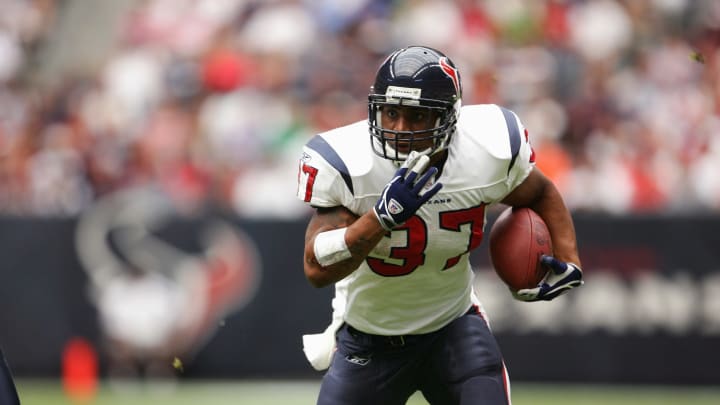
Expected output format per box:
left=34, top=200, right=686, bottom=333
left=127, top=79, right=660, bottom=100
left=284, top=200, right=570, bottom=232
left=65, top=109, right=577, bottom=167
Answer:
left=297, top=104, right=535, bottom=335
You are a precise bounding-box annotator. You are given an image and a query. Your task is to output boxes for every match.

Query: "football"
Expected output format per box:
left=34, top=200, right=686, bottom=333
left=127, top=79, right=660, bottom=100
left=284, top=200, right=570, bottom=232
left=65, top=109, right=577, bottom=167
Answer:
left=488, top=207, right=553, bottom=291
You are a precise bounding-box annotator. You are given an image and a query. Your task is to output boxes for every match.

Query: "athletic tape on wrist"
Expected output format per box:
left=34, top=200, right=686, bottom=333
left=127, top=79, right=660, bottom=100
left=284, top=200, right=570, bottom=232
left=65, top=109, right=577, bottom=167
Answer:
left=313, top=227, right=351, bottom=267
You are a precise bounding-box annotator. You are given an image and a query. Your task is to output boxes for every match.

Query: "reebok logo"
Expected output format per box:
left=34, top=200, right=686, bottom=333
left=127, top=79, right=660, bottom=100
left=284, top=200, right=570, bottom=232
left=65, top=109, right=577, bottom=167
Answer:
left=345, top=354, right=371, bottom=366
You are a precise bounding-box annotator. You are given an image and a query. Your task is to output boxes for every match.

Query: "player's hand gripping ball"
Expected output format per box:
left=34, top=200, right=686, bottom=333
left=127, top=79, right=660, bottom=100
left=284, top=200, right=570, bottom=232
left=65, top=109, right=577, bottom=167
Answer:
left=489, top=207, right=552, bottom=292
left=514, top=256, right=583, bottom=301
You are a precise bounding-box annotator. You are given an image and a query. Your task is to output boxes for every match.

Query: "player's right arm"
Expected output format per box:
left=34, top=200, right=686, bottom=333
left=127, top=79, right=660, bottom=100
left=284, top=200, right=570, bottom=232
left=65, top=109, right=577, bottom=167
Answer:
left=303, top=206, right=387, bottom=288
left=301, top=151, right=441, bottom=288
left=298, top=136, right=390, bottom=288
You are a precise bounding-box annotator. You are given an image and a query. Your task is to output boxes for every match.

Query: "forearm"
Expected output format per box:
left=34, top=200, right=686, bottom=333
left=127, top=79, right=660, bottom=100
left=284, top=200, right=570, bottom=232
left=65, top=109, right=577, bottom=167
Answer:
left=502, top=169, right=581, bottom=267
left=304, top=152, right=441, bottom=287
left=529, top=185, right=581, bottom=266
left=304, top=210, right=387, bottom=288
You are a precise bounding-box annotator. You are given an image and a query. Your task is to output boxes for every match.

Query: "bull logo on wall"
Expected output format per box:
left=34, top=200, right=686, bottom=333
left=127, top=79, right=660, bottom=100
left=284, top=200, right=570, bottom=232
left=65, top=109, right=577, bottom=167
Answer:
left=74, top=185, right=261, bottom=378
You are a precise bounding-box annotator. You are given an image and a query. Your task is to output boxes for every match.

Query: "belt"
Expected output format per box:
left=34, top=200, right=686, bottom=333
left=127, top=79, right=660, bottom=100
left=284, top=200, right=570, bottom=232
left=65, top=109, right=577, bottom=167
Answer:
left=345, top=324, right=426, bottom=348
left=344, top=307, right=479, bottom=348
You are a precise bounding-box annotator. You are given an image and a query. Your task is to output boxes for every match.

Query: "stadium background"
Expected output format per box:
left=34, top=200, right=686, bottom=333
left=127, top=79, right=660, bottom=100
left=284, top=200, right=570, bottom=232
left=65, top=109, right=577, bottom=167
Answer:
left=0, top=0, right=719, bottom=403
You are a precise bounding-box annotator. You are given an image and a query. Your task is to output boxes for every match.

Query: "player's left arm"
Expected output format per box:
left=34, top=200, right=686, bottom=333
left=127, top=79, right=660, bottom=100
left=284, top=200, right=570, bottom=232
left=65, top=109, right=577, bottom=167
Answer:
left=501, top=168, right=579, bottom=266
left=501, top=167, right=583, bottom=301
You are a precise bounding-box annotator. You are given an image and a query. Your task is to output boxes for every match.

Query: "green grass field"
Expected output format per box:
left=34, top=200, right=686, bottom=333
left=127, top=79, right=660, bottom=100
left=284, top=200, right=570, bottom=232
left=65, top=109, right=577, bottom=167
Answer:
left=15, top=379, right=720, bottom=405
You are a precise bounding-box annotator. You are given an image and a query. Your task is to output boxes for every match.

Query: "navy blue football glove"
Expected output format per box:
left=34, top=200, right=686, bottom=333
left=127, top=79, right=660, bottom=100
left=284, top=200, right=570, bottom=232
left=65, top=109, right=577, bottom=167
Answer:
left=513, top=255, right=583, bottom=301
left=374, top=151, right=442, bottom=231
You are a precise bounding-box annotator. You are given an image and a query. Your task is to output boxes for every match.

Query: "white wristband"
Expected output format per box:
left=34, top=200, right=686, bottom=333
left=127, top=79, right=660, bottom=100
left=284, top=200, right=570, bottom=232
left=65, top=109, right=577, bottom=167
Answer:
left=313, top=228, right=351, bottom=267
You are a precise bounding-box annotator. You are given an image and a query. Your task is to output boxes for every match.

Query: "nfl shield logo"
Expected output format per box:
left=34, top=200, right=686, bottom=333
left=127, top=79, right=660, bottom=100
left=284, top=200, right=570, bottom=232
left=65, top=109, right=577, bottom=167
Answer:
left=388, top=199, right=404, bottom=215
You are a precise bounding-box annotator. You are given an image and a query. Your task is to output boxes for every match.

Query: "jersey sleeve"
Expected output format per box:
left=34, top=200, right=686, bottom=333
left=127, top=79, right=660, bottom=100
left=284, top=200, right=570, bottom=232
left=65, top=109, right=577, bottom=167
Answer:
left=296, top=136, right=354, bottom=208
left=467, top=105, right=536, bottom=204
left=503, top=109, right=536, bottom=192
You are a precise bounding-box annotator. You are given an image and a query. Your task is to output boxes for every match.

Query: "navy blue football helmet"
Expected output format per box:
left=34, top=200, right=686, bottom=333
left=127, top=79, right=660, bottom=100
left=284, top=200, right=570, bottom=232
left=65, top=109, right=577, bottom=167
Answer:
left=369, top=46, right=462, bottom=161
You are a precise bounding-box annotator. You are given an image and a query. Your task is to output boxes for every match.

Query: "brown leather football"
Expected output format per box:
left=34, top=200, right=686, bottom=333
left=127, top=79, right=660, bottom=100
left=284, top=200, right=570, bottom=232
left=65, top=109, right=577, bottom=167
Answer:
left=489, top=207, right=553, bottom=291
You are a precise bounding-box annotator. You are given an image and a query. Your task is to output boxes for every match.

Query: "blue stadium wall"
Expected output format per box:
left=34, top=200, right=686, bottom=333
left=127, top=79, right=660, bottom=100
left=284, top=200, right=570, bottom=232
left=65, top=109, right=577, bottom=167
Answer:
left=0, top=212, right=718, bottom=385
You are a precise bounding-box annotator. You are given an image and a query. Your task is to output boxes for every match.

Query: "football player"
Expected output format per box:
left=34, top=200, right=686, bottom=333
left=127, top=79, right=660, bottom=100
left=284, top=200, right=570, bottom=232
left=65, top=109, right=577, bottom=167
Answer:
left=297, top=46, right=583, bottom=405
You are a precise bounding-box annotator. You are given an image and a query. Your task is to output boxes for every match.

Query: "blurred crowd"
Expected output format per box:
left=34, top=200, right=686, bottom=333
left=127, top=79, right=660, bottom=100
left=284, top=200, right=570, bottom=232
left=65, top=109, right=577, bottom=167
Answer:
left=1, top=0, right=720, bottom=218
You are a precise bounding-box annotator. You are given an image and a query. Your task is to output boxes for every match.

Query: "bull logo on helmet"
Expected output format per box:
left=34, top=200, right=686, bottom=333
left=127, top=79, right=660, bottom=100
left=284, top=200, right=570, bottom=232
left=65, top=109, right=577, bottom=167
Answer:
left=439, top=57, right=460, bottom=95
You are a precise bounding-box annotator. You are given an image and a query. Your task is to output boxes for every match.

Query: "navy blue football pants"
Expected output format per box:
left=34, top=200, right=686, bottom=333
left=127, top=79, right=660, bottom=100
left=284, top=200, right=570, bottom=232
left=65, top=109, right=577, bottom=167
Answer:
left=0, top=348, right=19, bottom=405
left=317, top=307, right=510, bottom=405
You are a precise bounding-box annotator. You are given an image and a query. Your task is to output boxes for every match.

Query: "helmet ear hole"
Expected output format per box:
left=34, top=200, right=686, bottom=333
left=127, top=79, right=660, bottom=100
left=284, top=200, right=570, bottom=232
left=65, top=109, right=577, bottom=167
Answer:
left=368, top=46, right=462, bottom=162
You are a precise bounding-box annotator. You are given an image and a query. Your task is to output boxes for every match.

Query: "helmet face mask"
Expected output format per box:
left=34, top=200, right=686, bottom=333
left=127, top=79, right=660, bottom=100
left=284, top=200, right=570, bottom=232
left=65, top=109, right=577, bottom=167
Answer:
left=368, top=46, right=462, bottom=162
